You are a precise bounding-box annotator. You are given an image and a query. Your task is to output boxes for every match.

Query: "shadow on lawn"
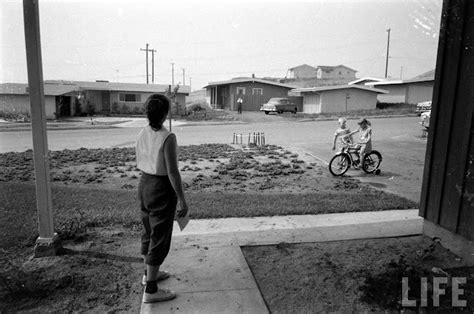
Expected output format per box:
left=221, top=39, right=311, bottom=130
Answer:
left=58, top=248, right=142, bottom=264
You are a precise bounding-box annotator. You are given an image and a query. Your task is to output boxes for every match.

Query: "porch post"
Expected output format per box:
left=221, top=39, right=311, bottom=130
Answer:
left=23, top=0, right=60, bottom=256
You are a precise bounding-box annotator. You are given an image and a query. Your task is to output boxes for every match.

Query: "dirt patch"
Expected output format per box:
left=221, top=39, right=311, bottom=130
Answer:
left=0, top=228, right=143, bottom=312
left=0, top=144, right=364, bottom=195
left=242, top=236, right=473, bottom=312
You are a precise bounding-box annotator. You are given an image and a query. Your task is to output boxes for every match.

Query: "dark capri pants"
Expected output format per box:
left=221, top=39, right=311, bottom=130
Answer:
left=138, top=172, right=177, bottom=266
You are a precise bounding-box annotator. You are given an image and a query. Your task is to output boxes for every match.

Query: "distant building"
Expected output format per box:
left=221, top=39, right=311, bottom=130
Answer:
left=315, top=65, right=357, bottom=80
left=288, top=64, right=358, bottom=81
left=289, top=85, right=387, bottom=114
left=366, top=70, right=435, bottom=104
left=0, top=81, right=190, bottom=119
left=288, top=64, right=318, bottom=79
left=204, top=77, right=301, bottom=111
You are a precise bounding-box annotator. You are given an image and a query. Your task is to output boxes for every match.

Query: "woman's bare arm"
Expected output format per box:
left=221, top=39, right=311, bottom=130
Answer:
left=163, top=134, right=188, bottom=217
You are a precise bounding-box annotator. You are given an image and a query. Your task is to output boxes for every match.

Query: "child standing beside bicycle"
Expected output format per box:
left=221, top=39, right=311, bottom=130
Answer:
left=332, top=117, right=353, bottom=152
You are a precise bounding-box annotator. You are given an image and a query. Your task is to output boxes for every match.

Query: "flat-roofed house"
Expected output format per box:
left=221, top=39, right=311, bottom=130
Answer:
left=73, top=81, right=190, bottom=115
left=0, top=80, right=190, bottom=119
left=366, top=70, right=435, bottom=104
left=0, top=82, right=79, bottom=119
left=204, top=77, right=300, bottom=111
left=290, top=85, right=387, bottom=114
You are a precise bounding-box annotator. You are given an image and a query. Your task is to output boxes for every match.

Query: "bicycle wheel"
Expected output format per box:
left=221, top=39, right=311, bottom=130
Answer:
left=329, top=154, right=350, bottom=176
left=362, top=150, right=382, bottom=174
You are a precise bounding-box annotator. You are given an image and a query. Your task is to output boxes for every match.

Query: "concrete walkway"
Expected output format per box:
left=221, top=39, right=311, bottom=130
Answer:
left=141, top=209, right=422, bottom=313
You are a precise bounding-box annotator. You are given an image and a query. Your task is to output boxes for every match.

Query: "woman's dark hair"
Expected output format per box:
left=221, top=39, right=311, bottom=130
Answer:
left=145, top=94, right=170, bottom=130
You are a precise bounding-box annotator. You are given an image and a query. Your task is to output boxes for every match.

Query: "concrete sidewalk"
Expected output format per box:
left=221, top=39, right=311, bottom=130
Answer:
left=141, top=209, right=422, bottom=313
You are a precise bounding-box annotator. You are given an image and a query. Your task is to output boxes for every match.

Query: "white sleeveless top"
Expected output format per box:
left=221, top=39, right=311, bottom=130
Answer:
left=136, top=125, right=173, bottom=176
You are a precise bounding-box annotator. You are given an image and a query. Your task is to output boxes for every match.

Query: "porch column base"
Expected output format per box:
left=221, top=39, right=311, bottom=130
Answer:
left=34, top=233, right=62, bottom=258
left=423, top=219, right=474, bottom=264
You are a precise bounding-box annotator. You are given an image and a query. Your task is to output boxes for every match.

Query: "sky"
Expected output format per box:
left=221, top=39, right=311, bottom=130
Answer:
left=1, top=0, right=443, bottom=91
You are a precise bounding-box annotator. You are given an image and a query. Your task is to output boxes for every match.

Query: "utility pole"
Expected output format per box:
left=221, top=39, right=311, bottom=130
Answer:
left=189, top=77, right=192, bottom=91
left=385, top=28, right=391, bottom=78
left=400, top=66, right=403, bottom=79
left=171, top=63, right=175, bottom=86
left=182, top=68, right=185, bottom=86
left=140, top=43, right=150, bottom=84
left=151, top=49, right=157, bottom=84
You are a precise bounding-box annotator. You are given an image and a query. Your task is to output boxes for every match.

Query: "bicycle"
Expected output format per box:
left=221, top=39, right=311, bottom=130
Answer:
left=328, top=142, right=382, bottom=176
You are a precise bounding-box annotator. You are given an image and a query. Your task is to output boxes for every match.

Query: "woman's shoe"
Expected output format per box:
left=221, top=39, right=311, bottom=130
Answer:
left=143, top=288, right=176, bottom=303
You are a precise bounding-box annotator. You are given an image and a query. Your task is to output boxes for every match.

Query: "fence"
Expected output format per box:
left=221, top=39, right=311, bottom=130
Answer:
left=232, top=132, right=266, bottom=146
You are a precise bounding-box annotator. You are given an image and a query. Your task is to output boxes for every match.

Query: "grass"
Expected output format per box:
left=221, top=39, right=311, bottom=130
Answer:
left=0, top=181, right=417, bottom=249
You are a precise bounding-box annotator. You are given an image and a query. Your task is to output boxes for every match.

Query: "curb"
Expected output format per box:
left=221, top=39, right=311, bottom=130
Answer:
left=296, top=113, right=419, bottom=123
left=0, top=124, right=120, bottom=132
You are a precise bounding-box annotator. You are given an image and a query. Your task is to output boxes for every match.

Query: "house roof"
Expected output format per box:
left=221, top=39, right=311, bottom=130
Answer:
left=289, top=64, right=317, bottom=71
left=72, top=81, right=190, bottom=94
left=348, top=77, right=386, bottom=85
left=0, top=83, right=79, bottom=96
left=365, top=80, right=404, bottom=87
left=0, top=81, right=190, bottom=96
left=410, top=69, right=435, bottom=80
left=366, top=76, right=434, bottom=87
left=364, top=70, right=435, bottom=87
left=204, top=78, right=297, bottom=89
left=316, top=65, right=358, bottom=73
left=290, top=84, right=387, bottom=95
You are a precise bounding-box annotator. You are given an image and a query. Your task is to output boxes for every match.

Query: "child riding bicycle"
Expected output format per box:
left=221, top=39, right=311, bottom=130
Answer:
left=346, top=118, right=372, bottom=167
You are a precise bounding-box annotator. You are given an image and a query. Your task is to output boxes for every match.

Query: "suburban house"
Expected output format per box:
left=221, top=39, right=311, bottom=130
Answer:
left=0, top=80, right=190, bottom=119
left=315, top=65, right=357, bottom=80
left=0, top=82, right=78, bottom=119
left=365, top=70, right=435, bottom=104
left=288, top=64, right=358, bottom=81
left=288, top=64, right=318, bottom=79
left=204, top=77, right=301, bottom=111
left=289, top=85, right=387, bottom=114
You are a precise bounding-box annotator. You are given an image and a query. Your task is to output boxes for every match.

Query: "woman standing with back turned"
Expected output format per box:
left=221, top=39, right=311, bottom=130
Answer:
left=136, top=94, right=189, bottom=303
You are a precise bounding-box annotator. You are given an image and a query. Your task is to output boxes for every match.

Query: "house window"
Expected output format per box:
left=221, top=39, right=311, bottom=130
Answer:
left=339, top=71, right=342, bottom=75
left=236, top=87, right=246, bottom=95
left=252, top=88, right=263, bottom=95
left=119, top=93, right=141, bottom=102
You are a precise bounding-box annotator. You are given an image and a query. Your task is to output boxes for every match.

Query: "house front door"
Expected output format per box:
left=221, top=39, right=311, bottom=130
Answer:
left=101, top=91, right=110, bottom=112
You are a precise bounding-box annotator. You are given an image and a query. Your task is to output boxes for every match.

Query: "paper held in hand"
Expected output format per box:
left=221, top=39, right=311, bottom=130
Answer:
left=176, top=213, right=190, bottom=231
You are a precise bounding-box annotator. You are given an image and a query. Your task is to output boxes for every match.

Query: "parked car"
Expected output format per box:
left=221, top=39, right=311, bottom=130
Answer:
left=416, top=100, right=432, bottom=115
left=260, top=98, right=298, bottom=114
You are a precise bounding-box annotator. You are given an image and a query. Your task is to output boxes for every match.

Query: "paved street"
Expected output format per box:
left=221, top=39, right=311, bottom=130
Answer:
left=0, top=116, right=427, bottom=202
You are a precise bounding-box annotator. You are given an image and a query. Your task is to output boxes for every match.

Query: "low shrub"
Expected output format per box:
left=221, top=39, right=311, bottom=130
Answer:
left=131, top=106, right=143, bottom=115
left=119, top=104, right=130, bottom=114
left=85, top=101, right=96, bottom=116
left=111, top=102, right=119, bottom=113
left=0, top=109, right=30, bottom=122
